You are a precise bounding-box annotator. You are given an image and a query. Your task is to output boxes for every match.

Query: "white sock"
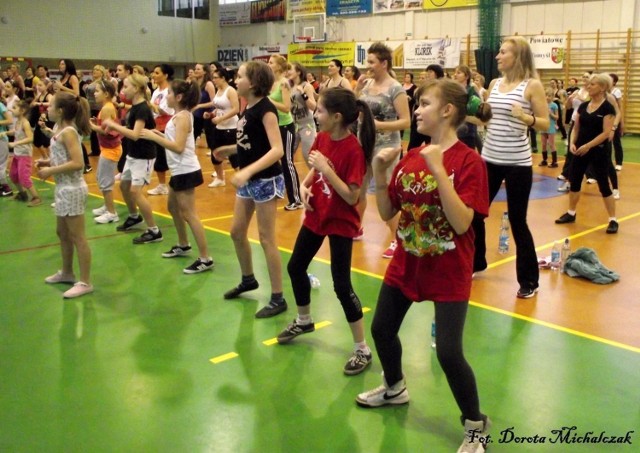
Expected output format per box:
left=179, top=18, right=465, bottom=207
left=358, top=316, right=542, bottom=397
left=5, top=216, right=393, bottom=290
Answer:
left=149, top=226, right=159, bottom=233
left=355, top=342, right=370, bottom=355
left=297, top=314, right=312, bottom=325
left=567, top=210, right=576, bottom=216
left=609, top=217, right=617, bottom=222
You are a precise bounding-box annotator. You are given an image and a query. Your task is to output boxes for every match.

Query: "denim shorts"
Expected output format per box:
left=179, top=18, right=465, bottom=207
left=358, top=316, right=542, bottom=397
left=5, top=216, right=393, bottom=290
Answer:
left=236, top=174, right=284, bottom=203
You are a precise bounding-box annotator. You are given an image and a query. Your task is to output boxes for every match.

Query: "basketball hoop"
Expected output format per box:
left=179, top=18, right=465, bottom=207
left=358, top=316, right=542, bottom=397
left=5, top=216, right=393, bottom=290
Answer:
left=296, top=36, right=312, bottom=43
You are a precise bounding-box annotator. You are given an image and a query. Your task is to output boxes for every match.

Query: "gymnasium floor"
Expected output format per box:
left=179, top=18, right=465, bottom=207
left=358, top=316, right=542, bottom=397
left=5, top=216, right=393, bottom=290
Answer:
left=1, top=136, right=639, bottom=452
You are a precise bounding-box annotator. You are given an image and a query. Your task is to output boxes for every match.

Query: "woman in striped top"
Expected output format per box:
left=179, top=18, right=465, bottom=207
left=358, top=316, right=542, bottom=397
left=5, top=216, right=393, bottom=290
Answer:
left=473, top=36, right=550, bottom=299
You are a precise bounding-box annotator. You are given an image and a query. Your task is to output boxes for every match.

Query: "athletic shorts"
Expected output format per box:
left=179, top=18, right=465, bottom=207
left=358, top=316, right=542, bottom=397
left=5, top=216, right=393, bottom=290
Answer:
left=169, top=170, right=204, bottom=192
left=236, top=174, right=284, bottom=203
left=121, top=156, right=155, bottom=187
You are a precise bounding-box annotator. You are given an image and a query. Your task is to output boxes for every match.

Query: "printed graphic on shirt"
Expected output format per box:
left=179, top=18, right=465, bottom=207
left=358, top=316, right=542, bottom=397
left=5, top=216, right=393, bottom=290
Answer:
left=236, top=116, right=250, bottom=151
left=396, top=168, right=456, bottom=257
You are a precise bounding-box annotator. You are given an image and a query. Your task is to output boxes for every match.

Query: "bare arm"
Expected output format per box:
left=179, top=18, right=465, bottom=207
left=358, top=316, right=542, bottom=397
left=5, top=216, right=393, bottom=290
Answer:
left=8, top=119, right=34, bottom=147
left=372, top=147, right=402, bottom=221
left=38, top=129, right=84, bottom=177
left=212, top=88, right=240, bottom=125
left=308, top=150, right=360, bottom=205
left=269, top=79, right=292, bottom=114
left=375, top=91, right=411, bottom=132
left=522, top=79, right=550, bottom=131
left=140, top=113, right=189, bottom=154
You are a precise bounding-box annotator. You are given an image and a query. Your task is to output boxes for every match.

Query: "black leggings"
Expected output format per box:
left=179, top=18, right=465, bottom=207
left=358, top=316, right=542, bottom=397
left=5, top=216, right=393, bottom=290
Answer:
left=371, top=283, right=481, bottom=421
left=287, top=226, right=363, bottom=323
left=280, top=123, right=301, bottom=204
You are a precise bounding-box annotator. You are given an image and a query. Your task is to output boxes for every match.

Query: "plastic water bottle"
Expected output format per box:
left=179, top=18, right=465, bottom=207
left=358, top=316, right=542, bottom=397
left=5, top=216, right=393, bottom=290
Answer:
left=430, top=320, right=436, bottom=349
left=560, top=238, right=571, bottom=272
left=308, top=273, right=321, bottom=289
left=550, top=242, right=561, bottom=270
left=498, top=212, right=510, bottom=254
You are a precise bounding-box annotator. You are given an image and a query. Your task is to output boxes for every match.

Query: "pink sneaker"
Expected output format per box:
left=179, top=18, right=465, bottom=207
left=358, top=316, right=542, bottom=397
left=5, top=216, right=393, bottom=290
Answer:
left=382, top=240, right=397, bottom=259
left=354, top=227, right=364, bottom=241
left=45, top=271, right=76, bottom=284
left=63, top=282, right=94, bottom=299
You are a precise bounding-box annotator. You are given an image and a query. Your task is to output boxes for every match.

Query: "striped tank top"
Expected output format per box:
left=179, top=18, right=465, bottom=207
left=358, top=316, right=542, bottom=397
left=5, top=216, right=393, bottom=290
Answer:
left=482, top=78, right=533, bottom=167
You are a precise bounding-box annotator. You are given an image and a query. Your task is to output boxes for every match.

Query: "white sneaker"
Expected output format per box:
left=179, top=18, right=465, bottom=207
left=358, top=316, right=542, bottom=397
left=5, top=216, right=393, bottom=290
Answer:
left=356, top=373, right=409, bottom=408
left=92, top=205, right=108, bottom=217
left=557, top=181, right=570, bottom=192
left=147, top=184, right=169, bottom=195
left=208, top=178, right=226, bottom=188
left=615, top=165, right=622, bottom=171
left=95, top=211, right=120, bottom=224
left=586, top=178, right=596, bottom=184
left=613, top=189, right=620, bottom=200
left=457, top=417, right=492, bottom=453
left=557, top=174, right=566, bottom=181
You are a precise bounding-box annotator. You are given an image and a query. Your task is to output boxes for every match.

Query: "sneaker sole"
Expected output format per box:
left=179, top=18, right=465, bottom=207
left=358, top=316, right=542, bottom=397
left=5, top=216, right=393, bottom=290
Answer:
left=117, top=221, right=144, bottom=231
left=344, top=359, right=373, bottom=376
left=255, top=303, right=287, bottom=318
left=277, top=326, right=315, bottom=344
left=183, top=265, right=214, bottom=274
left=133, top=237, right=164, bottom=244
left=356, top=390, right=410, bottom=408
left=516, top=288, right=539, bottom=299
left=95, top=218, right=119, bottom=224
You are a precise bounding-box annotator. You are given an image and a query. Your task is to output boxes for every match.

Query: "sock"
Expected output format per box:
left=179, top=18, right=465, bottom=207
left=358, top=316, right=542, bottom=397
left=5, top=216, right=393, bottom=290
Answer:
left=297, top=314, right=312, bottom=325
left=551, top=151, right=557, bottom=163
left=609, top=217, right=617, bottom=222
left=130, top=213, right=140, bottom=219
left=568, top=210, right=576, bottom=216
left=541, top=151, right=548, bottom=161
left=242, top=274, right=257, bottom=284
left=149, top=226, right=159, bottom=233
left=271, top=292, right=284, bottom=303
left=355, top=341, right=371, bottom=355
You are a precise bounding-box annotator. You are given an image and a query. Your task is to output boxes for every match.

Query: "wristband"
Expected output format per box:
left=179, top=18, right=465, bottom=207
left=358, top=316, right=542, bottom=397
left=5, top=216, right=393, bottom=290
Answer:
left=530, top=115, right=536, bottom=128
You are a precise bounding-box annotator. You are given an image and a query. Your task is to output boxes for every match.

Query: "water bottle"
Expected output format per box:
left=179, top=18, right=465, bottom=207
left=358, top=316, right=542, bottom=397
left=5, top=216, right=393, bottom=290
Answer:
left=308, top=273, right=321, bottom=289
left=560, top=238, right=571, bottom=272
left=550, top=242, right=561, bottom=271
left=430, top=320, right=436, bottom=349
left=498, top=211, right=510, bottom=254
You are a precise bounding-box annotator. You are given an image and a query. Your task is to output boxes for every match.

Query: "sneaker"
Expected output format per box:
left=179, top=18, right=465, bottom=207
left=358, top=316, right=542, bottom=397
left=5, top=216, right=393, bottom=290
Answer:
left=183, top=257, right=214, bottom=274
left=83, top=166, right=92, bottom=174
left=606, top=220, right=619, bottom=234
left=1, top=185, right=13, bottom=197
left=132, top=229, right=163, bottom=244
left=354, top=227, right=364, bottom=241
left=516, top=287, right=538, bottom=299
left=92, top=205, right=108, bottom=217
left=284, top=202, right=304, bottom=211
left=557, top=181, right=570, bottom=192
left=208, top=178, right=226, bottom=188
left=458, top=417, right=492, bottom=453
left=549, top=162, right=558, bottom=168
left=586, top=178, right=596, bottom=184
left=95, top=212, right=119, bottom=224
left=615, top=165, right=622, bottom=171
left=382, top=240, right=397, bottom=259
left=45, top=270, right=76, bottom=284
left=538, top=160, right=548, bottom=167
left=356, top=374, right=410, bottom=408
left=255, top=299, right=288, bottom=318
left=63, top=282, right=94, bottom=299
left=557, top=174, right=566, bottom=181
left=224, top=280, right=259, bottom=299
left=116, top=215, right=144, bottom=231
left=612, top=189, right=620, bottom=200
left=162, top=244, right=192, bottom=258
left=531, top=148, right=538, bottom=154
left=147, top=184, right=169, bottom=195
left=13, top=192, right=28, bottom=202
left=555, top=212, right=576, bottom=224
left=277, top=319, right=315, bottom=344
left=50, top=202, right=56, bottom=208
left=344, top=349, right=373, bottom=375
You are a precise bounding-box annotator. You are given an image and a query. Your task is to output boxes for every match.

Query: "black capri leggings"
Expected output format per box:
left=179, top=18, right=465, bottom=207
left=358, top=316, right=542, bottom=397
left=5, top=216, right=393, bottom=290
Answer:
left=287, top=225, right=363, bottom=323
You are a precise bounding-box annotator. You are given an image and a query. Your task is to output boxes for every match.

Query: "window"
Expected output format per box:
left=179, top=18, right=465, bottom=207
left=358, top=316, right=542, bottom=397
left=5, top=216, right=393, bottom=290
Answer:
left=158, top=0, right=209, bottom=19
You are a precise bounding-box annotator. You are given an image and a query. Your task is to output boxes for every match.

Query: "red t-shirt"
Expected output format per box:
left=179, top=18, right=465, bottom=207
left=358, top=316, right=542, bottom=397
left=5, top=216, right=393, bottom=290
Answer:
left=303, top=132, right=366, bottom=238
left=384, top=141, right=489, bottom=302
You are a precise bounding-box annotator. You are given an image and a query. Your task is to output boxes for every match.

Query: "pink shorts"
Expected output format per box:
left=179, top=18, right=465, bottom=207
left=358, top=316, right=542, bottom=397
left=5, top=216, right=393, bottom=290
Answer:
left=9, top=156, right=33, bottom=188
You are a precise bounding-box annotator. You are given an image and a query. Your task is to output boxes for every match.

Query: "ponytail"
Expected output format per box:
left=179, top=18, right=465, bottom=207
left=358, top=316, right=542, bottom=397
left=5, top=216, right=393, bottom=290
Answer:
left=54, top=92, right=91, bottom=135
left=356, top=100, right=375, bottom=165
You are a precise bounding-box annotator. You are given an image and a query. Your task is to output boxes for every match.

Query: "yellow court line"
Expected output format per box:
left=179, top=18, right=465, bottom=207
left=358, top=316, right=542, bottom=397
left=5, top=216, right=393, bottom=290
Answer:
left=362, top=307, right=371, bottom=313
left=209, top=352, right=239, bottom=364
left=262, top=320, right=333, bottom=346
left=470, top=300, right=640, bottom=354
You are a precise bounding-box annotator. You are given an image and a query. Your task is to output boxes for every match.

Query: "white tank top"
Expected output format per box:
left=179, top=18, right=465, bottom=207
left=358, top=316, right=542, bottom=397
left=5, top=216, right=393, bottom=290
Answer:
left=164, top=111, right=201, bottom=176
left=213, top=86, right=238, bottom=130
left=483, top=78, right=534, bottom=167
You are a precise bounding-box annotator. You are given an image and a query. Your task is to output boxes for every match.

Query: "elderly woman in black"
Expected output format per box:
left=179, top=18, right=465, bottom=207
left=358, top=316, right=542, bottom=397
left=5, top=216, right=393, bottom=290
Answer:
left=555, top=73, right=618, bottom=234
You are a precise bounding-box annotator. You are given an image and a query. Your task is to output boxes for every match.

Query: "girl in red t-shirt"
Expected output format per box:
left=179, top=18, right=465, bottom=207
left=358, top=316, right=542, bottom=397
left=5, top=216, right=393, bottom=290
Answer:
left=276, top=88, right=377, bottom=376
left=356, top=79, right=492, bottom=452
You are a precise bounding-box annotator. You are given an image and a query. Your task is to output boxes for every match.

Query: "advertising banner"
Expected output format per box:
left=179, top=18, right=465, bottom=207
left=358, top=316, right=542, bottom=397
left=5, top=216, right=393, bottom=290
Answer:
left=403, top=38, right=461, bottom=69
left=423, top=0, right=478, bottom=10
left=529, top=35, right=565, bottom=69
left=251, top=0, right=286, bottom=23
left=288, top=42, right=356, bottom=67
left=327, top=0, right=373, bottom=16
left=219, top=3, right=251, bottom=26
left=373, top=0, right=423, bottom=14
left=354, top=41, right=405, bottom=69
left=288, top=0, right=326, bottom=20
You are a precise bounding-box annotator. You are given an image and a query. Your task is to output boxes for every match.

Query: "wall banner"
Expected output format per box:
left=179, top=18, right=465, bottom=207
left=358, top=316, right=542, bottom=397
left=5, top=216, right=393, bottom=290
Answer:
left=529, top=35, right=565, bottom=69
left=217, top=47, right=252, bottom=68
left=327, top=0, right=373, bottom=16
left=288, top=0, right=326, bottom=20
left=403, top=38, right=461, bottom=69
left=219, top=4, right=251, bottom=26
left=423, top=0, right=478, bottom=10
left=373, top=0, right=423, bottom=14
left=251, top=0, right=287, bottom=23
left=250, top=45, right=289, bottom=63
left=288, top=42, right=356, bottom=67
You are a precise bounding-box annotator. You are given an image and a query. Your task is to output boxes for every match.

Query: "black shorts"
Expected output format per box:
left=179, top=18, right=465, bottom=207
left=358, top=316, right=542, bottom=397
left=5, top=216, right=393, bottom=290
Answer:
left=169, top=169, right=203, bottom=192
left=212, top=128, right=236, bottom=166
left=153, top=143, right=169, bottom=172
left=33, top=126, right=51, bottom=148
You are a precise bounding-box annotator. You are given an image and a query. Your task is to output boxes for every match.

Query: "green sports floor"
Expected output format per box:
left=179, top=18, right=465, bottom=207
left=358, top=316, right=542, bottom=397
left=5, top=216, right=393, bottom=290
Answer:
left=2, top=137, right=640, bottom=452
